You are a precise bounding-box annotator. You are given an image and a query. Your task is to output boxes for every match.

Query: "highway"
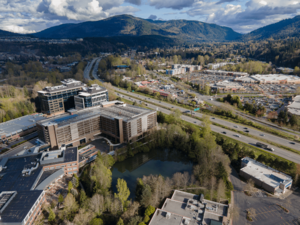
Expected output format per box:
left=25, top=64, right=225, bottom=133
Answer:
left=115, top=89, right=300, bottom=152
left=83, top=58, right=98, bottom=80
left=86, top=58, right=300, bottom=164
left=118, top=92, right=300, bottom=164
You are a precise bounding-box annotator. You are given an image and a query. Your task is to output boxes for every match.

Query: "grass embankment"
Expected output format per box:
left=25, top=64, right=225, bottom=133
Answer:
left=117, top=88, right=298, bottom=141
left=118, top=90, right=300, bottom=156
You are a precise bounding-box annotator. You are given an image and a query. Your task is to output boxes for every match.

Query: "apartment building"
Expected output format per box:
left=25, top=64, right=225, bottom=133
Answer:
left=0, top=146, right=78, bottom=225
left=36, top=101, right=157, bottom=148
left=74, top=84, right=108, bottom=110
left=38, top=79, right=86, bottom=116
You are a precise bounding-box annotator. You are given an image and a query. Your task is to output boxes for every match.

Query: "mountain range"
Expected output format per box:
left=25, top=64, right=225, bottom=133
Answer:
left=2, top=14, right=300, bottom=43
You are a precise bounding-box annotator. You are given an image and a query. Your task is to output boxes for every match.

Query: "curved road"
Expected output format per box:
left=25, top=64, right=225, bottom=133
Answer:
left=83, top=58, right=98, bottom=80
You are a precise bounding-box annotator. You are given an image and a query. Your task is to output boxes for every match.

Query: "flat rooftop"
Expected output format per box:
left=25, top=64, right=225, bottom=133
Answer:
left=0, top=190, right=43, bottom=223
left=38, top=103, right=153, bottom=127
left=0, top=114, right=45, bottom=137
left=251, top=74, right=300, bottom=82
left=241, top=157, right=293, bottom=188
left=38, top=78, right=85, bottom=94
left=78, top=84, right=107, bottom=96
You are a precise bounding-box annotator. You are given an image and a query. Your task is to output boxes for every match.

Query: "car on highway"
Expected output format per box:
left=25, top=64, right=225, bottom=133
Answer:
left=260, top=134, right=265, bottom=136
left=244, top=127, right=248, bottom=129
left=234, top=134, right=241, bottom=138
left=192, top=112, right=195, bottom=114
left=267, top=147, right=275, bottom=152
left=222, top=131, right=227, bottom=134
left=212, top=117, right=215, bottom=119
left=290, top=142, right=296, bottom=145
left=194, top=121, right=197, bottom=123
left=234, top=126, right=238, bottom=128
left=244, top=130, right=249, bottom=133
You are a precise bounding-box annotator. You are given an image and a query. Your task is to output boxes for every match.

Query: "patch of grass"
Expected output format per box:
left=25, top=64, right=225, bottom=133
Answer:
left=10, top=140, right=27, bottom=148
left=0, top=148, right=9, bottom=155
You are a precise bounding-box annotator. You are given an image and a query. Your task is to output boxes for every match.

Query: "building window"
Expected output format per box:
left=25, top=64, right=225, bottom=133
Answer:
left=73, top=167, right=77, bottom=170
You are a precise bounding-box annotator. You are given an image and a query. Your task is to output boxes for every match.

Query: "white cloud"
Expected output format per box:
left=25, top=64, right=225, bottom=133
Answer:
left=0, top=0, right=139, bottom=33
left=148, top=0, right=196, bottom=10
left=186, top=0, right=300, bottom=33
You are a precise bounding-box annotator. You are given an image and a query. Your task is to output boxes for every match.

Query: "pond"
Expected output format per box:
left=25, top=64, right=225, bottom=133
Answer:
left=111, top=148, right=194, bottom=199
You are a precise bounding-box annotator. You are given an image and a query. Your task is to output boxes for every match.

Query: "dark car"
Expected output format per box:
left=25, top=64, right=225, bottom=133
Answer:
left=222, top=131, right=227, bottom=134
left=244, top=130, right=249, bottom=133
left=290, top=142, right=296, bottom=145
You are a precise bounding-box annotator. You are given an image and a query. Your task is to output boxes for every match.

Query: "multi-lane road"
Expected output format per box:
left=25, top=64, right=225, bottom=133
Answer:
left=83, top=58, right=98, bottom=80
left=86, top=58, right=300, bottom=164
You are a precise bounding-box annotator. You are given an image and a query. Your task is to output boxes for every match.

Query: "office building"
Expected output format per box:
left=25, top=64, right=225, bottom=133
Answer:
left=36, top=101, right=157, bottom=148
left=38, top=79, right=86, bottom=116
left=74, top=84, right=108, bottom=110
left=0, top=146, right=78, bottom=225
left=240, top=157, right=293, bottom=194
left=149, top=190, right=229, bottom=225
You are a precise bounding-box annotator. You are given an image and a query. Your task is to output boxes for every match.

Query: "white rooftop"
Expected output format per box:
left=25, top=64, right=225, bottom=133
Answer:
left=251, top=74, right=300, bottom=82
left=240, top=157, right=292, bottom=188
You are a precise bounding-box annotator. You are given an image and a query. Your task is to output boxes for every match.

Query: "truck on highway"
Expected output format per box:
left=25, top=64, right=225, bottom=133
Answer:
left=256, top=142, right=268, bottom=149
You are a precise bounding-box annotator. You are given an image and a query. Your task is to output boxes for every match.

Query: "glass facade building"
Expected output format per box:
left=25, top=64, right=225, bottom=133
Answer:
left=38, top=79, right=86, bottom=115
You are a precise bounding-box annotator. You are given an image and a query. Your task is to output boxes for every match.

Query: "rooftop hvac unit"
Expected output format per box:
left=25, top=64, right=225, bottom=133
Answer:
left=184, top=219, right=190, bottom=225
left=166, top=212, right=171, bottom=219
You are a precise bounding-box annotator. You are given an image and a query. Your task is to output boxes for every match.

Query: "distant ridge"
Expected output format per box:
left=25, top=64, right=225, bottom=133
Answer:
left=31, top=14, right=242, bottom=42
left=241, top=15, right=300, bottom=40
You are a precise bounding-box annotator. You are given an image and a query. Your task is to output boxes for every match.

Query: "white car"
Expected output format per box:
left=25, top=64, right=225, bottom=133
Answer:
left=234, top=126, right=239, bottom=128
left=260, top=134, right=265, bottom=136
left=234, top=134, right=241, bottom=138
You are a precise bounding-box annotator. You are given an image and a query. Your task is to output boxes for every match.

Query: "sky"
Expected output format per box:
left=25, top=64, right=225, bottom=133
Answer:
left=1, top=0, right=300, bottom=34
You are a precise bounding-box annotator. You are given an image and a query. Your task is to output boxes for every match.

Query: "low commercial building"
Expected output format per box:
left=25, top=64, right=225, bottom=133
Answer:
left=240, top=157, right=293, bottom=194
left=204, top=70, right=248, bottom=77
left=36, top=101, right=157, bottom=148
left=0, top=114, right=45, bottom=143
left=149, top=190, right=229, bottom=225
left=251, top=74, right=300, bottom=84
left=74, top=84, right=108, bottom=110
left=287, top=95, right=300, bottom=116
left=207, top=62, right=235, bottom=70
left=166, top=64, right=201, bottom=75
left=0, top=146, right=78, bottom=224
left=209, top=81, right=245, bottom=93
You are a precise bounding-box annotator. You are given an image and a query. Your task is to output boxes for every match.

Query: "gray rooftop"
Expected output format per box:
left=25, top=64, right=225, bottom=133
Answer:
left=0, top=114, right=45, bottom=137
left=78, top=84, right=107, bottom=96
left=38, top=103, right=153, bottom=128
left=38, top=78, right=85, bottom=94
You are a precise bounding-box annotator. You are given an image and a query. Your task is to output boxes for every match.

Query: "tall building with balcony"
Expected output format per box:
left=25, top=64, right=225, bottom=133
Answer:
left=74, top=84, right=108, bottom=110
left=38, top=79, right=86, bottom=116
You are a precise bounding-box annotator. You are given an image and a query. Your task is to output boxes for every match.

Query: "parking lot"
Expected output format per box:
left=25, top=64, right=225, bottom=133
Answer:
left=231, top=168, right=300, bottom=225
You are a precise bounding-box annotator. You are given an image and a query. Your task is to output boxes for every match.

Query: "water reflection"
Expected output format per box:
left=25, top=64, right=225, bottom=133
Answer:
left=111, top=148, right=193, bottom=199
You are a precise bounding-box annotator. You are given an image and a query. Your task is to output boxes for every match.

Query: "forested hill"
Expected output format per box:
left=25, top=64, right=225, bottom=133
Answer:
left=32, top=15, right=242, bottom=42
left=241, top=15, right=300, bottom=40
